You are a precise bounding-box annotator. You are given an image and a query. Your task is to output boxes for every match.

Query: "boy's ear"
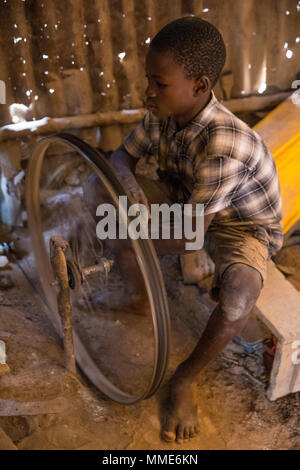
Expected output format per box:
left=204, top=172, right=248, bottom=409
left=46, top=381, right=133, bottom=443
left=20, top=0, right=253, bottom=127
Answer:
left=193, top=76, right=211, bottom=95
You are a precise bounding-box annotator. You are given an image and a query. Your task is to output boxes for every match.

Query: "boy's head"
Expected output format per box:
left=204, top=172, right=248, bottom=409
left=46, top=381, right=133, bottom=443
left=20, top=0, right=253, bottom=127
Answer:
left=145, top=17, right=226, bottom=127
left=150, top=16, right=226, bottom=88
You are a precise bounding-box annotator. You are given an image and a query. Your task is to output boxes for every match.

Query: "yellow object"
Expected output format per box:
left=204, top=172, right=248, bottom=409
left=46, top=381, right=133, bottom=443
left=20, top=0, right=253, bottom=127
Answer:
left=254, top=93, right=300, bottom=236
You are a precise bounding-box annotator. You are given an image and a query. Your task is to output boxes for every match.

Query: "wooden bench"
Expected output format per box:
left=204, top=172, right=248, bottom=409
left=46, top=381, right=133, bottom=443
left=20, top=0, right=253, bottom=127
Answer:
left=255, top=260, right=300, bottom=400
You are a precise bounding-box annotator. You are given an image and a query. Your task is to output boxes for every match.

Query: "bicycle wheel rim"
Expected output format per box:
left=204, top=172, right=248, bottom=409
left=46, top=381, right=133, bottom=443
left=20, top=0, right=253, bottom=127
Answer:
left=25, top=132, right=170, bottom=404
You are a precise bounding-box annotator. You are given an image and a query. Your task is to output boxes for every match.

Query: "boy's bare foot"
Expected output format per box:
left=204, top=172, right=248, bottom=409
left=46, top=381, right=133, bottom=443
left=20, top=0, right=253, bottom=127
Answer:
left=77, top=289, right=151, bottom=316
left=161, top=375, right=200, bottom=444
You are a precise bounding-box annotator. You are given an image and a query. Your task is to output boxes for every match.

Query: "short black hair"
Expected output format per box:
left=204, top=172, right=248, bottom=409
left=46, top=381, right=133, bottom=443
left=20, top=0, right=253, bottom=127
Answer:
left=150, top=16, right=226, bottom=88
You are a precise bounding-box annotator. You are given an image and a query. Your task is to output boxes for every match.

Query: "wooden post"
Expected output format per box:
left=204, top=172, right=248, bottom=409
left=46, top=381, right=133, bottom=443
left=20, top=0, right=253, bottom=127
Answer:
left=49, top=236, right=76, bottom=374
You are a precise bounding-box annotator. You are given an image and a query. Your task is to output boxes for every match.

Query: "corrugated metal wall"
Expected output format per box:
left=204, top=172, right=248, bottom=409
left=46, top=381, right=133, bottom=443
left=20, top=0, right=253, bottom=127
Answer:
left=0, top=0, right=299, bottom=127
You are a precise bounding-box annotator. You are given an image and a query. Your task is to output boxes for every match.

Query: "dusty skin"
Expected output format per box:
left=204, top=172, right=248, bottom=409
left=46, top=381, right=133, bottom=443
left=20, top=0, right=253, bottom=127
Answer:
left=161, top=378, right=200, bottom=443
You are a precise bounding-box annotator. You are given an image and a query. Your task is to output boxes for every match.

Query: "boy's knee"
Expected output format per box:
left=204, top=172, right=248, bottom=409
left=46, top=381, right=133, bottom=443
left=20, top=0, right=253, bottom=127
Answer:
left=218, top=263, right=263, bottom=322
left=220, top=296, right=250, bottom=322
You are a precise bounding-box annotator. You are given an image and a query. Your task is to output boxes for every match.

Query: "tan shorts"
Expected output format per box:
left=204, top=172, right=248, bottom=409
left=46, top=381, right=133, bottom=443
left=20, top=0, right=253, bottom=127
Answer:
left=204, top=226, right=269, bottom=288
left=136, top=175, right=270, bottom=286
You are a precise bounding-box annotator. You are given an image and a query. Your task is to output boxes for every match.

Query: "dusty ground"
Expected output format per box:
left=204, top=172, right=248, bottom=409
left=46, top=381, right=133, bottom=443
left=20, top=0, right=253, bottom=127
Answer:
left=0, top=219, right=299, bottom=450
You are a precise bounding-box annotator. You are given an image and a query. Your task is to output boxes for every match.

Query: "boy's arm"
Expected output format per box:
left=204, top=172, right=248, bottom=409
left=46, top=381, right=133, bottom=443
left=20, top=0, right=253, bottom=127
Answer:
left=110, top=144, right=136, bottom=175
left=110, top=144, right=150, bottom=209
left=109, top=144, right=216, bottom=253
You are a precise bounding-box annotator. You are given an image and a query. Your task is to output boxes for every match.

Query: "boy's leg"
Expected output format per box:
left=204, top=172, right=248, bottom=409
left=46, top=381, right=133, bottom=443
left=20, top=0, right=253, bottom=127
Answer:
left=161, top=262, right=263, bottom=443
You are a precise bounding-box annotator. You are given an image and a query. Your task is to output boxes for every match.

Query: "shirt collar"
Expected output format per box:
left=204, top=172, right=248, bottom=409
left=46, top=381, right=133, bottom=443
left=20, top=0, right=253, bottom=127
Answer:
left=190, top=90, right=218, bottom=129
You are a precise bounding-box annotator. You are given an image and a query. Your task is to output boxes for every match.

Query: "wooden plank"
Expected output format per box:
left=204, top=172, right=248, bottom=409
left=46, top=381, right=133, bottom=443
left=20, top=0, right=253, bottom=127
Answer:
left=0, top=108, right=146, bottom=142
left=0, top=397, right=69, bottom=416
left=267, top=340, right=300, bottom=400
left=255, top=261, right=300, bottom=342
left=0, top=92, right=291, bottom=142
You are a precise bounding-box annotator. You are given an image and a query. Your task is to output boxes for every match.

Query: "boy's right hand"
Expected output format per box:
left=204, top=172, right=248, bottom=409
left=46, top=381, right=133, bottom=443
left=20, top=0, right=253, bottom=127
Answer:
left=118, top=171, right=151, bottom=214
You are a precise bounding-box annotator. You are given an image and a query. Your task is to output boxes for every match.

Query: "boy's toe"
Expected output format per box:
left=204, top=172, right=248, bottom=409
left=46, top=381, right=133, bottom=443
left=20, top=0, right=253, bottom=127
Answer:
left=176, top=426, right=184, bottom=444
left=161, top=430, right=176, bottom=442
left=161, top=417, right=177, bottom=442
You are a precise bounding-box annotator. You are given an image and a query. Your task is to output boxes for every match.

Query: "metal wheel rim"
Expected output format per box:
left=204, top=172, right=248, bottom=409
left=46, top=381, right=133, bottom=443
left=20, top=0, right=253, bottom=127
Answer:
left=25, top=132, right=170, bottom=404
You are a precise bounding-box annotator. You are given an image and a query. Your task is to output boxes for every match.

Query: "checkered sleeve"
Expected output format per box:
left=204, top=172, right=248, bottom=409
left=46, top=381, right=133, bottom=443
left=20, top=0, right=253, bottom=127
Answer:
left=123, top=112, right=159, bottom=159
left=188, top=156, right=247, bottom=215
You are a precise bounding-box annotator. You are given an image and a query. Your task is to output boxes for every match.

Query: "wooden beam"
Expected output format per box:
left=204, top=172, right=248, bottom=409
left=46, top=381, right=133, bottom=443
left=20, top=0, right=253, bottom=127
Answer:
left=0, top=91, right=292, bottom=143
left=0, top=109, right=146, bottom=142
left=223, top=91, right=292, bottom=113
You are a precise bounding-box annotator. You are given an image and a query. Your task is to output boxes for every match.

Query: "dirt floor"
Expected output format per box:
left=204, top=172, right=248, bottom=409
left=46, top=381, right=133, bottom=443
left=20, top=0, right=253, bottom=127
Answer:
left=0, top=218, right=299, bottom=450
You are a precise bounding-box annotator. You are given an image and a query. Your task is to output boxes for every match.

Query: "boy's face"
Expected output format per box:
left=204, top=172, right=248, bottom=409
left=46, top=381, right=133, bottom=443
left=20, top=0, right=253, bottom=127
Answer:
left=145, top=49, right=210, bottom=128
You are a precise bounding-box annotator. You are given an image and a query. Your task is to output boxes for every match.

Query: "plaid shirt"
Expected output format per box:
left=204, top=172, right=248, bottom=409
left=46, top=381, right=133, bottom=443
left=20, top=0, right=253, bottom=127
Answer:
left=123, top=91, right=283, bottom=255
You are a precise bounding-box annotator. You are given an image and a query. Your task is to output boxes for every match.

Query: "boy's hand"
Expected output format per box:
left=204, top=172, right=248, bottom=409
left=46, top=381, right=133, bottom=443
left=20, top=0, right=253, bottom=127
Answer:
left=118, top=171, right=151, bottom=214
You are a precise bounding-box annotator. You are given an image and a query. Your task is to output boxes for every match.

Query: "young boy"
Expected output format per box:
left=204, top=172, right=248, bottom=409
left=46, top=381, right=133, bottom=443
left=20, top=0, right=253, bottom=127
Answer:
left=87, top=16, right=283, bottom=443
